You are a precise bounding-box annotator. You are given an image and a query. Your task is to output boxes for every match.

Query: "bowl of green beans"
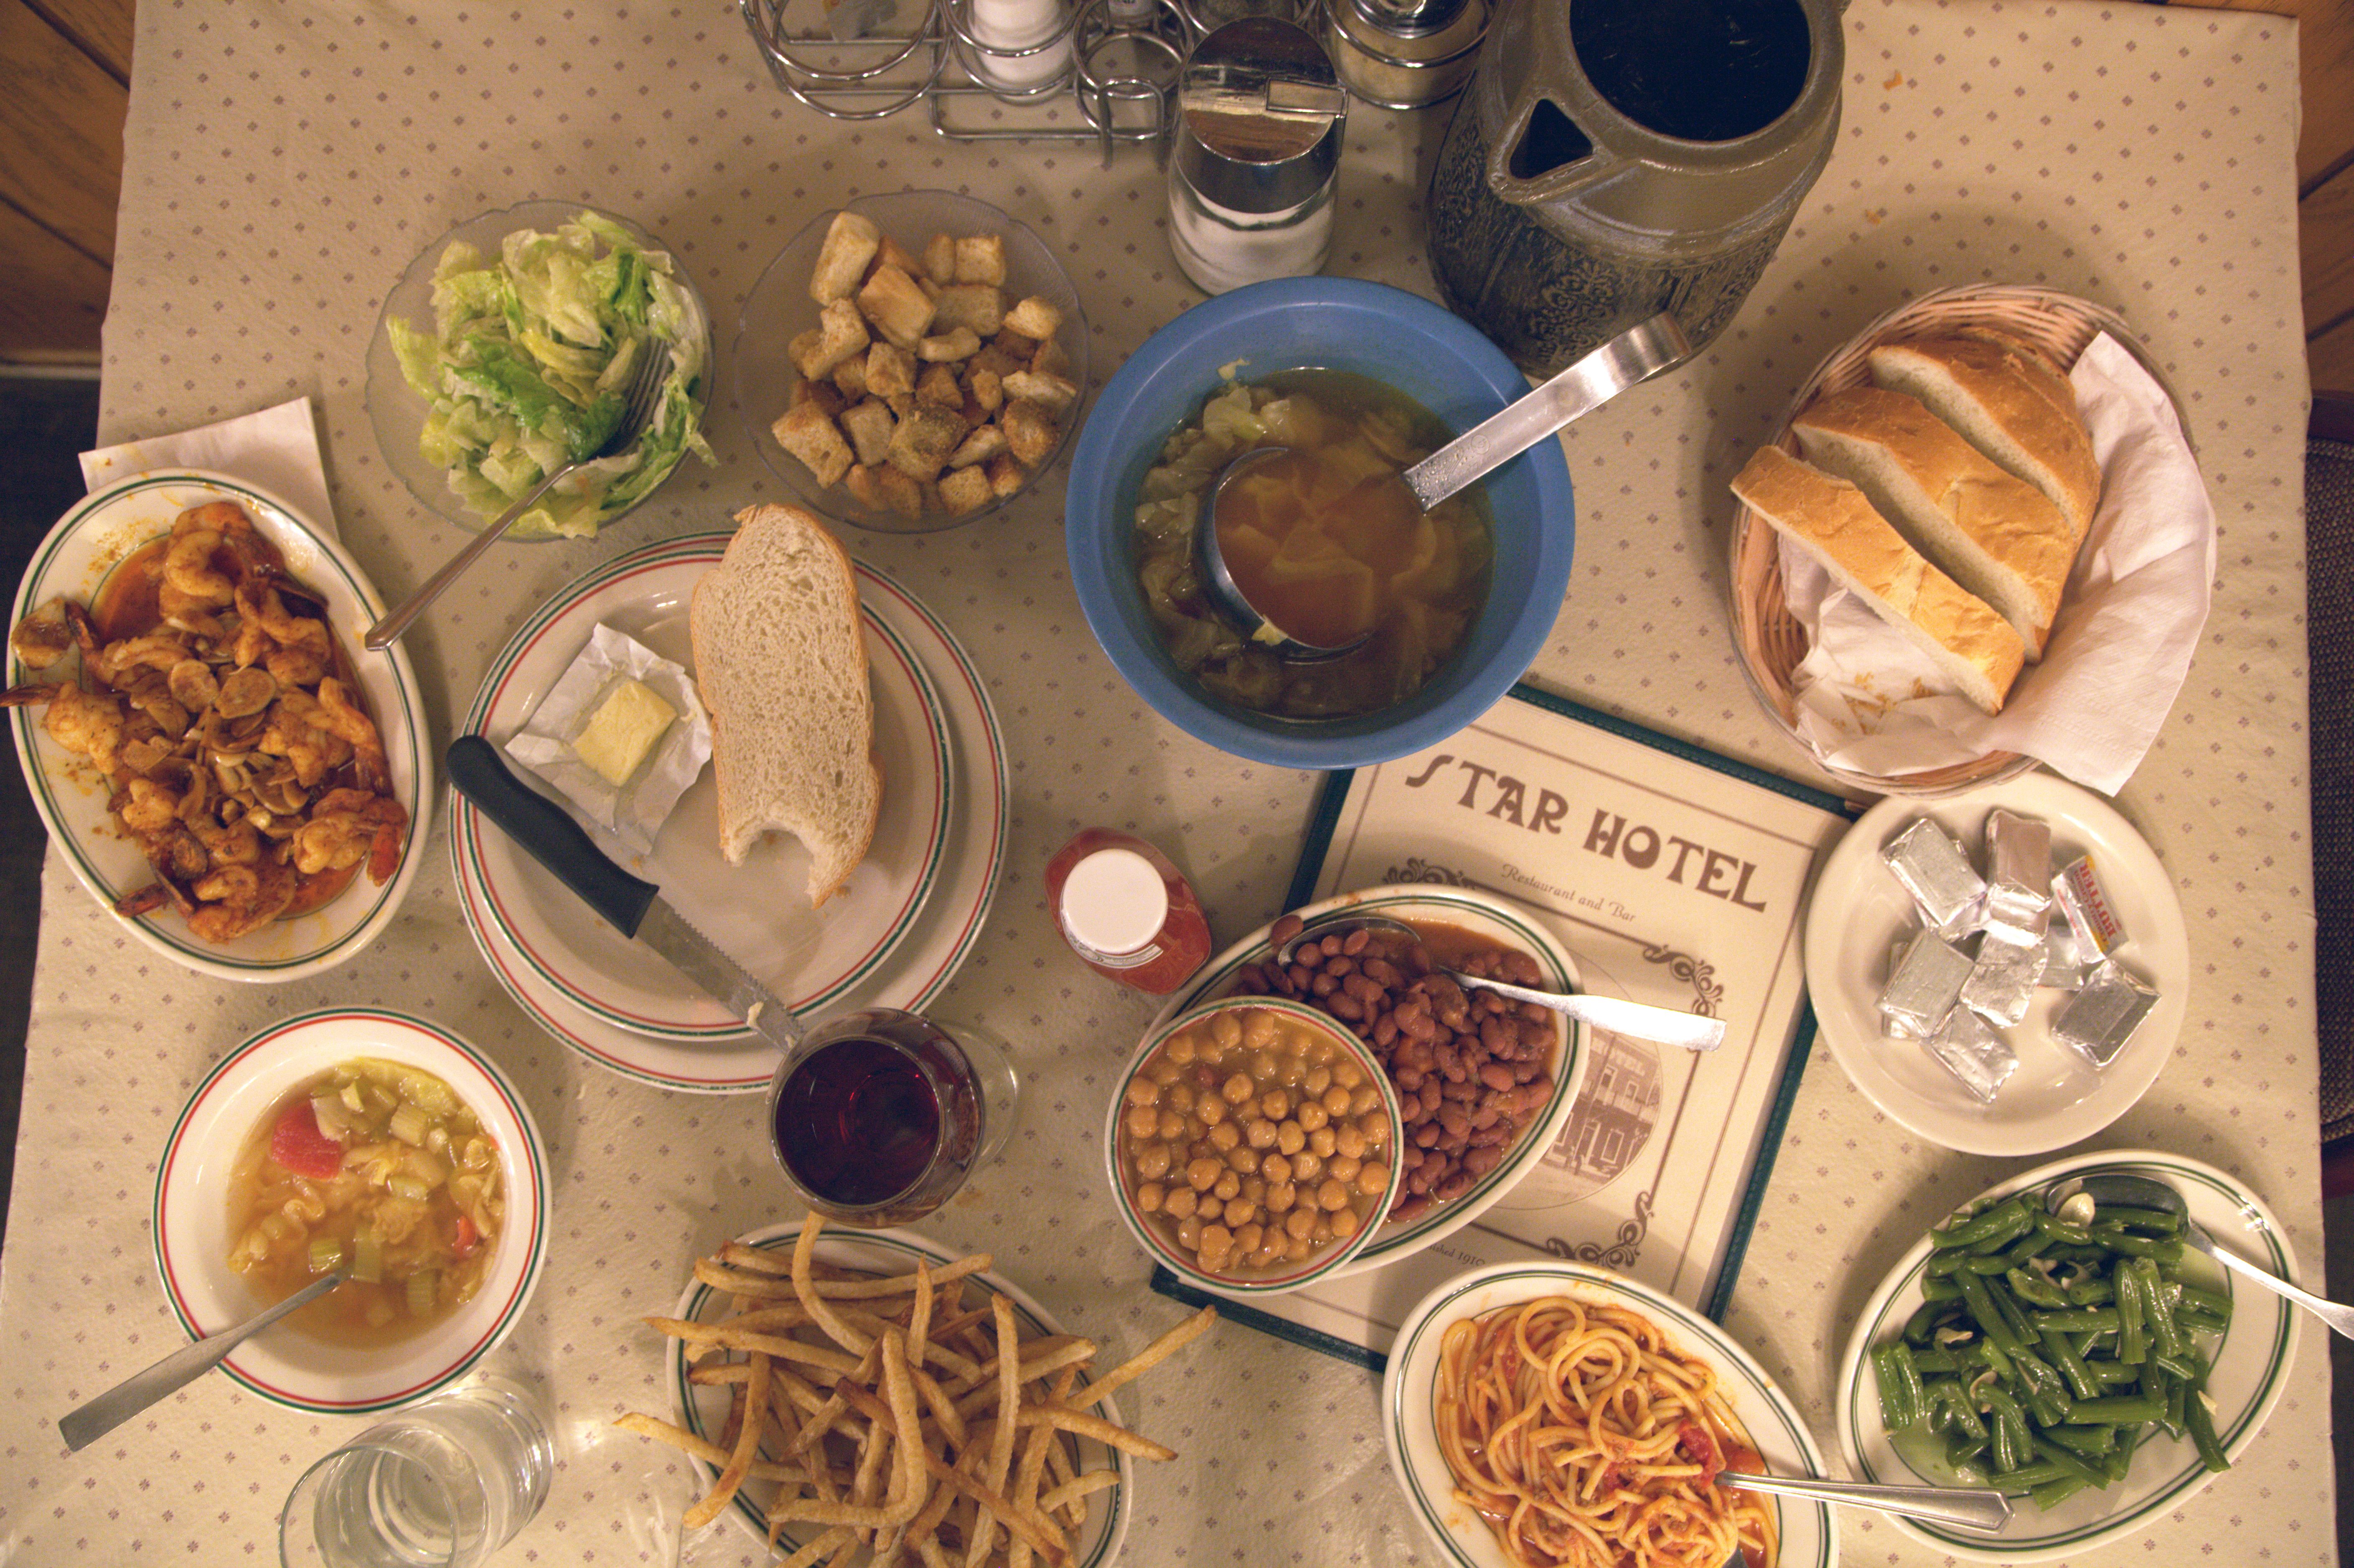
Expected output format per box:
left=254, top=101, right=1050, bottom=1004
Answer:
left=1833, top=1150, right=2299, bottom=1561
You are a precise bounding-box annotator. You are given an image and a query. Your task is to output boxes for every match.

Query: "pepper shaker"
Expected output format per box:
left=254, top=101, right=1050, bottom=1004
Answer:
left=1166, top=18, right=1347, bottom=295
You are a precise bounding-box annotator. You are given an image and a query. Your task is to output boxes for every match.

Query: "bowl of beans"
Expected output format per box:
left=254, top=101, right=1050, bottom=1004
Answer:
left=1104, top=996, right=1403, bottom=1295
left=1149, top=884, right=1588, bottom=1274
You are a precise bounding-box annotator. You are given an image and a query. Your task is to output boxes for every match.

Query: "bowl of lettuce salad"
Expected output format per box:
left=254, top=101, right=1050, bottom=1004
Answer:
left=367, top=201, right=714, bottom=541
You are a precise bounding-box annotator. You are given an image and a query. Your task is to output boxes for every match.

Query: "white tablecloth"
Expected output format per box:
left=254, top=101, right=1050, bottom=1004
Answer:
left=0, top=0, right=2323, bottom=1563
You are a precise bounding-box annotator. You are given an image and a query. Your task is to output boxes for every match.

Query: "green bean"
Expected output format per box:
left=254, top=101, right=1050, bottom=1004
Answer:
left=2006, top=1267, right=2072, bottom=1309
left=1943, top=1434, right=1993, bottom=1483
left=2030, top=1475, right=2090, bottom=1510
left=2041, top=1326, right=2102, bottom=1402
left=2176, top=1284, right=2233, bottom=1326
left=2115, top=1257, right=2149, bottom=1364
left=1910, top=1347, right=1965, bottom=1375
left=1904, top=1299, right=1955, bottom=1343
left=2150, top=1344, right=2209, bottom=1385
left=1990, top=1460, right=2071, bottom=1492
left=1979, top=1386, right=2033, bottom=1473
left=2134, top=1256, right=2189, bottom=1359
left=2095, top=1227, right=2186, bottom=1266
left=2030, top=1436, right=2110, bottom=1488
left=1955, top=1270, right=2023, bottom=1355
left=2035, top=1214, right=2095, bottom=1247
left=1874, top=1341, right=1925, bottom=1429
left=2159, top=1372, right=2187, bottom=1439
left=2065, top=1393, right=2166, bottom=1426
left=1929, top=1379, right=1988, bottom=1443
left=2000, top=1229, right=2057, bottom=1269
left=1920, top=1275, right=1962, bottom=1303
left=1934, top=1195, right=2035, bottom=1252
left=2028, top=1306, right=2122, bottom=1334
left=2184, top=1390, right=2229, bottom=1473
left=2062, top=1276, right=2117, bottom=1307
left=2103, top=1425, right=2145, bottom=1482
left=2090, top=1360, right=2142, bottom=1386
left=2040, top=1423, right=2115, bottom=1456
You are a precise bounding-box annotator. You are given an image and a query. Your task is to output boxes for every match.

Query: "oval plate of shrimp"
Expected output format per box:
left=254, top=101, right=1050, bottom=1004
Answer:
left=5, top=470, right=429, bottom=981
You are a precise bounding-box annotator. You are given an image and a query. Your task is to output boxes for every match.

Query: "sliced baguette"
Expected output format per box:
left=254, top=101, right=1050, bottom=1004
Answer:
left=1866, top=334, right=2101, bottom=543
left=1792, top=386, right=2076, bottom=660
left=690, top=503, right=881, bottom=907
left=1734, top=446, right=2026, bottom=714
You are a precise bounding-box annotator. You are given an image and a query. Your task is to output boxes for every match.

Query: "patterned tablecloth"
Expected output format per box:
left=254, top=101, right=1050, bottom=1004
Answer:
left=0, top=0, right=2324, bottom=1563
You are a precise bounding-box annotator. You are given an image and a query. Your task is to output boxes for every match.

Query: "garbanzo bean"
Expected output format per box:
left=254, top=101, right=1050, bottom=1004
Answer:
left=1123, top=1003, right=1395, bottom=1279
left=1357, top=1160, right=1391, bottom=1196
left=1335, top=1122, right=1366, bottom=1160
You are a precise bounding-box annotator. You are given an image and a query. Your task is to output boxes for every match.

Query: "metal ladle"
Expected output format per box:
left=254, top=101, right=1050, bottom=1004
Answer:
left=1193, top=311, right=1693, bottom=660
left=2046, top=1169, right=2354, bottom=1340
left=1275, top=912, right=1726, bottom=1052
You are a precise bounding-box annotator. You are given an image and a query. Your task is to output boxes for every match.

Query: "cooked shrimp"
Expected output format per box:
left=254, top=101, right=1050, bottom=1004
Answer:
left=116, top=777, right=183, bottom=836
left=315, top=679, right=391, bottom=793
left=9, top=600, right=76, bottom=670
left=0, top=683, right=128, bottom=775
left=293, top=787, right=407, bottom=883
left=185, top=856, right=295, bottom=942
left=87, top=632, right=195, bottom=687
left=163, top=521, right=234, bottom=607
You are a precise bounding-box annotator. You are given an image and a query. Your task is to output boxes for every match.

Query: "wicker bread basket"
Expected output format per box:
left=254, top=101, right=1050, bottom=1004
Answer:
left=1727, top=283, right=2184, bottom=799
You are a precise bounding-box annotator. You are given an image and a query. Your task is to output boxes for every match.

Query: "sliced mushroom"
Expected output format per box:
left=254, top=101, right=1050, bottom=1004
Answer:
left=119, top=735, right=173, bottom=776
left=214, top=666, right=277, bottom=719
left=167, top=658, right=220, bottom=712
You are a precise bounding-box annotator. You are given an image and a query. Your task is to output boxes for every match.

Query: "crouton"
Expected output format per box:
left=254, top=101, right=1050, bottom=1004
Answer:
left=839, top=399, right=899, bottom=469
left=1002, top=399, right=1059, bottom=466
left=985, top=452, right=1028, bottom=498
left=830, top=353, right=869, bottom=399
left=772, top=402, right=855, bottom=488
left=922, top=233, right=957, bottom=286
left=789, top=376, right=844, bottom=419
left=938, top=464, right=997, bottom=516
left=1003, top=295, right=1063, bottom=342
left=887, top=404, right=969, bottom=482
left=918, top=326, right=983, bottom=363
left=844, top=463, right=887, bottom=512
left=865, top=340, right=917, bottom=400
left=875, top=232, right=924, bottom=281
left=810, top=211, right=882, bottom=304
left=953, top=234, right=1009, bottom=286
left=791, top=298, right=870, bottom=379
left=966, top=365, right=1005, bottom=415
left=857, top=264, right=935, bottom=349
left=1001, top=368, right=1080, bottom=414
left=916, top=362, right=965, bottom=409
left=930, top=284, right=1004, bottom=338
left=876, top=464, right=927, bottom=519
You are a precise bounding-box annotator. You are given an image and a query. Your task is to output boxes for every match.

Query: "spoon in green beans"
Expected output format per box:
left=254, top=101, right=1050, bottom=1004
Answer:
left=2048, top=1171, right=2354, bottom=1341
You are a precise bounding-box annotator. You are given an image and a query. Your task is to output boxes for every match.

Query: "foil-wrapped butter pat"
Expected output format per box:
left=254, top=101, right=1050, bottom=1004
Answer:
left=1882, top=928, right=1973, bottom=1035
left=1960, top=930, right=2044, bottom=1027
left=2052, top=854, right=2127, bottom=958
left=1982, top=809, right=2053, bottom=943
left=1923, top=1005, right=2018, bottom=1103
left=2054, top=959, right=2159, bottom=1068
left=1882, top=819, right=1986, bottom=933
left=2038, top=919, right=2092, bottom=991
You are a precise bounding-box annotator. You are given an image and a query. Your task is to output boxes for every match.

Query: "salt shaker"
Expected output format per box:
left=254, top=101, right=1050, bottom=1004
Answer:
left=961, top=0, right=1075, bottom=94
left=1166, top=18, right=1347, bottom=295
left=1324, top=0, right=1486, bottom=109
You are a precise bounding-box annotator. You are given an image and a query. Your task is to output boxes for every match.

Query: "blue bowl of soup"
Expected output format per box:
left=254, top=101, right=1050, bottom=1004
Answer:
left=1065, top=278, right=1574, bottom=770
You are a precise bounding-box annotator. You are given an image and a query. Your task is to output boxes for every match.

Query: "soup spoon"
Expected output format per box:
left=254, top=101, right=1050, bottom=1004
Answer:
left=2045, top=1169, right=2354, bottom=1340
left=59, top=1270, right=347, bottom=1451
left=1194, top=311, right=1692, bottom=660
left=1274, top=912, right=1726, bottom=1052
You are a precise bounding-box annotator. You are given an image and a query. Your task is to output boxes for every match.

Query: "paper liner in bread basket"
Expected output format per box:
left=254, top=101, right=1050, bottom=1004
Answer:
left=1727, top=283, right=2189, bottom=799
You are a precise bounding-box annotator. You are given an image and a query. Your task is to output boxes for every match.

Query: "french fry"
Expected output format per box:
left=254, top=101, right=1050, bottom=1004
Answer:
left=619, top=1218, right=1213, bottom=1567
left=683, top=1352, right=770, bottom=1528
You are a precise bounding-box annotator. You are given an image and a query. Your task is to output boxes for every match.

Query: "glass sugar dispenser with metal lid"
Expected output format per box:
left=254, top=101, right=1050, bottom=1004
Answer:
left=1167, top=17, right=1348, bottom=294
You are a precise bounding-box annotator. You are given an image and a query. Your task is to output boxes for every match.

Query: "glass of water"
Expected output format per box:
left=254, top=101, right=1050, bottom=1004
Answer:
left=279, top=1377, right=554, bottom=1568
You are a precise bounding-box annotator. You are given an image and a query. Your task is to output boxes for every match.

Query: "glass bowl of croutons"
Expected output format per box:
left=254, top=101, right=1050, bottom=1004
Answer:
left=733, top=190, right=1091, bottom=534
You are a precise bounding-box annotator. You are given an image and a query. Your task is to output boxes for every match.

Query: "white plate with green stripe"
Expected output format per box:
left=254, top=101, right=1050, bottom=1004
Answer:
left=666, top=1225, right=1134, bottom=1563
left=1833, top=1149, right=2298, bottom=1561
left=1382, top=1259, right=1836, bottom=1568
left=7, top=470, right=430, bottom=981
left=1150, top=884, right=1587, bottom=1276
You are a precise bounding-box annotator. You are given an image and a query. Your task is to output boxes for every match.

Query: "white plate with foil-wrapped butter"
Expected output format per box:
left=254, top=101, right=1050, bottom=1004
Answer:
left=1802, top=771, right=2187, bottom=1155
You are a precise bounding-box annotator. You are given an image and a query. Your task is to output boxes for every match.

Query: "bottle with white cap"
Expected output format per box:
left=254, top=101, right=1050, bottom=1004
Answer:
left=1044, top=828, right=1215, bottom=994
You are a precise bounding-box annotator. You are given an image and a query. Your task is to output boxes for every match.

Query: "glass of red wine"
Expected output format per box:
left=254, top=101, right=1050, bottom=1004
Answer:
left=764, top=1009, right=1020, bottom=1226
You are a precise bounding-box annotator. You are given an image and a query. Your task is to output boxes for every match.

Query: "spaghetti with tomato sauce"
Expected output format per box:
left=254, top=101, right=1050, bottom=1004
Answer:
left=1433, top=1295, right=1775, bottom=1568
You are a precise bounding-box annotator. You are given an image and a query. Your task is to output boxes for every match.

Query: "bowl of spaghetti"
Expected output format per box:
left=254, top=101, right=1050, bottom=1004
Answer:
left=1381, top=1260, right=1840, bottom=1568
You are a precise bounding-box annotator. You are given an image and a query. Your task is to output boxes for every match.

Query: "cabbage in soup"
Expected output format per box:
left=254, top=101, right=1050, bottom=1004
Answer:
left=1131, top=370, right=1493, bottom=719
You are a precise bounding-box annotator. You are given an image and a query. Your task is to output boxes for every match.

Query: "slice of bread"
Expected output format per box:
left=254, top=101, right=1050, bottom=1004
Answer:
left=690, top=503, right=881, bottom=907
left=1734, top=446, right=2026, bottom=714
left=1792, top=386, right=2077, bottom=660
left=1866, top=335, right=2101, bottom=544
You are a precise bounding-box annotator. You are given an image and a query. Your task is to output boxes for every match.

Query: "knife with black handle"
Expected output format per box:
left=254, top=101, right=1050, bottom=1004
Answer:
left=446, top=735, right=808, bottom=1052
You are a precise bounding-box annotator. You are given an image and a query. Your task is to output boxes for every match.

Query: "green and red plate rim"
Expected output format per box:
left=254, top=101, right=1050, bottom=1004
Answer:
left=452, top=532, right=951, bottom=1040
left=149, top=1007, right=549, bottom=1414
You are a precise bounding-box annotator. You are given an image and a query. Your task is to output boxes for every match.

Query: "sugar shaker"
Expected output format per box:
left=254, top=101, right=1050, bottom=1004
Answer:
left=1166, top=18, right=1347, bottom=294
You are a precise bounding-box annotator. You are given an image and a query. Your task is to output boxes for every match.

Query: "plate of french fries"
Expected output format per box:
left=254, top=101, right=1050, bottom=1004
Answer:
left=618, top=1215, right=1216, bottom=1567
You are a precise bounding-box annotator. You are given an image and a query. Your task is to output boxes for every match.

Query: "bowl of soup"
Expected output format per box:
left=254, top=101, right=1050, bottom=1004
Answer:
left=1065, top=278, right=1575, bottom=768
left=151, top=1007, right=549, bottom=1414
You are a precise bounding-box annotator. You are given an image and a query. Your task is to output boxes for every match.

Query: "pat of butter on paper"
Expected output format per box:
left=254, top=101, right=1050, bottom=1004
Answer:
left=572, top=678, right=678, bottom=786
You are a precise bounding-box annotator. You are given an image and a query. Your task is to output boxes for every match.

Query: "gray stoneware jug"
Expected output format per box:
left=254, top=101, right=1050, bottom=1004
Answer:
left=1426, top=0, right=1843, bottom=376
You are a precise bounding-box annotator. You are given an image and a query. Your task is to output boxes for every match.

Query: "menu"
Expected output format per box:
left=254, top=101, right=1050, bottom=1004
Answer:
left=1153, top=685, right=1854, bottom=1364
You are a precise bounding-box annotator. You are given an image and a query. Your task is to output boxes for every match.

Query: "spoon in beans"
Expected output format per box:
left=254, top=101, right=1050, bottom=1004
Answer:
left=1274, top=913, right=1727, bottom=1053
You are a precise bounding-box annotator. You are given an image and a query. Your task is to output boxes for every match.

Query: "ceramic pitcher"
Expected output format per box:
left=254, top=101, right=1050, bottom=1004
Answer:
left=1425, top=0, right=1844, bottom=375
